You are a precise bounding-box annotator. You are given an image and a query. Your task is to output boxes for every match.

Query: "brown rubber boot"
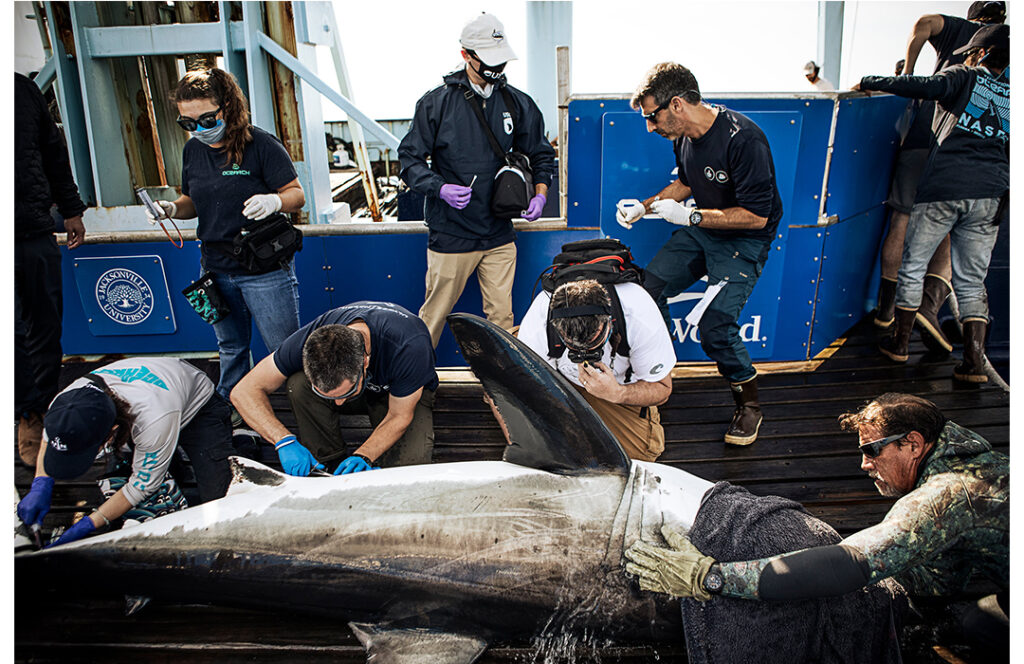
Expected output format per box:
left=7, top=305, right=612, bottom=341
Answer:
left=953, top=319, right=989, bottom=383
left=879, top=307, right=917, bottom=362
left=724, top=377, right=762, bottom=446
left=916, top=274, right=953, bottom=353
left=17, top=411, right=44, bottom=466
left=874, top=277, right=898, bottom=329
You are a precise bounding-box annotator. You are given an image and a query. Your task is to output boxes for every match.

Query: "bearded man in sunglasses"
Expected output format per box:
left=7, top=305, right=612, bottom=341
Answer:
left=624, top=392, right=1008, bottom=649
left=516, top=280, right=675, bottom=461
left=231, top=302, right=437, bottom=477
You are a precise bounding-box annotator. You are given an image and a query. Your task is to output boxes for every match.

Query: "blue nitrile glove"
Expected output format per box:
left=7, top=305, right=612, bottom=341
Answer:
left=275, top=435, right=325, bottom=476
left=49, top=516, right=96, bottom=548
left=18, top=476, right=55, bottom=526
left=439, top=184, right=472, bottom=209
left=522, top=193, right=547, bottom=221
left=333, top=454, right=378, bottom=476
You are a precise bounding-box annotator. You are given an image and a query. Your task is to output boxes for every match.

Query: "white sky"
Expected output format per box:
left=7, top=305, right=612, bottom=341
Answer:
left=322, top=0, right=982, bottom=121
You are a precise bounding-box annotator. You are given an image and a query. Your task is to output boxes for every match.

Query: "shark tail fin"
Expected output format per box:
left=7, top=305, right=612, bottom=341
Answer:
left=349, top=621, right=488, bottom=664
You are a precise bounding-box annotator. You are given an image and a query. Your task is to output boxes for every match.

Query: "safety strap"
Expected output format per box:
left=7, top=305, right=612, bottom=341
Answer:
left=463, top=84, right=520, bottom=162
left=464, top=89, right=508, bottom=162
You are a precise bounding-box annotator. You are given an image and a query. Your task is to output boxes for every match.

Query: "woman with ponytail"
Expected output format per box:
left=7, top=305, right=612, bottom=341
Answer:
left=147, top=67, right=304, bottom=405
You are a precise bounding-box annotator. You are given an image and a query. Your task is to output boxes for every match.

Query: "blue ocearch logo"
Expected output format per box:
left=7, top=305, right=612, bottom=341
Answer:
left=95, top=268, right=154, bottom=325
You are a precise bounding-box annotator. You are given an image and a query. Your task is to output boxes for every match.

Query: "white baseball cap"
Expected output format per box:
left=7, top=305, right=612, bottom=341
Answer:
left=803, top=61, right=818, bottom=75
left=459, top=13, right=518, bottom=66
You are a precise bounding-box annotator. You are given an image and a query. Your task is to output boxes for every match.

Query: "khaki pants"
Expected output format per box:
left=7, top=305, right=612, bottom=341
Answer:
left=285, top=371, right=435, bottom=469
left=419, top=242, right=516, bottom=347
left=574, top=384, right=665, bottom=462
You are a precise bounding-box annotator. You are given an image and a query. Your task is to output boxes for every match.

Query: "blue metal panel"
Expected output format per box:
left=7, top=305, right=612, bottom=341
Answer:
left=567, top=98, right=632, bottom=228
left=593, top=105, right=803, bottom=361
left=825, top=96, right=906, bottom=220
left=809, top=207, right=889, bottom=356
left=71, top=256, right=177, bottom=336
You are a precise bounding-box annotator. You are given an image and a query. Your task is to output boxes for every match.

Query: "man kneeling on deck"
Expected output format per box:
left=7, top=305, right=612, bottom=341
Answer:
left=231, top=302, right=438, bottom=477
left=517, top=279, right=675, bottom=461
left=625, top=393, right=1008, bottom=651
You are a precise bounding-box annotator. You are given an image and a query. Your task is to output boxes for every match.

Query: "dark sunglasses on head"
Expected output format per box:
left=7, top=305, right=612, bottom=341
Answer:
left=176, top=106, right=222, bottom=132
left=858, top=431, right=909, bottom=458
left=311, top=360, right=365, bottom=401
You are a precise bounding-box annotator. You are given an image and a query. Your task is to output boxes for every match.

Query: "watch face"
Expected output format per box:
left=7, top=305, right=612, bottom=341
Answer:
left=690, top=210, right=703, bottom=226
left=704, top=571, right=724, bottom=593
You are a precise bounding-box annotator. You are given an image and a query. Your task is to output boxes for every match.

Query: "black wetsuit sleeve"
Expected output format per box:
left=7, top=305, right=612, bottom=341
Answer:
left=858, top=72, right=957, bottom=103
left=756, top=544, right=872, bottom=601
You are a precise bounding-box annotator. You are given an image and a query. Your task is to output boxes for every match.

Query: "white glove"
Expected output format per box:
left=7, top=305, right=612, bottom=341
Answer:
left=651, top=199, right=693, bottom=226
left=242, top=193, right=283, bottom=220
left=144, top=200, right=176, bottom=224
left=616, top=199, right=646, bottom=229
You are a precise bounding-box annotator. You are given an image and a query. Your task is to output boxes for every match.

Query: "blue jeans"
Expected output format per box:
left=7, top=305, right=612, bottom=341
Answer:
left=896, top=198, right=1001, bottom=321
left=209, top=261, right=300, bottom=399
left=645, top=227, right=770, bottom=383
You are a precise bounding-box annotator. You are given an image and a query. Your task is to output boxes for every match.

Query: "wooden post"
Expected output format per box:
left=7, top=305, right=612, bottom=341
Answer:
left=556, top=45, right=570, bottom=223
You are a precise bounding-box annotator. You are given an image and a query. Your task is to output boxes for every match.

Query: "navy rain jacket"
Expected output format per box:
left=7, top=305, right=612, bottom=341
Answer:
left=399, top=68, right=555, bottom=249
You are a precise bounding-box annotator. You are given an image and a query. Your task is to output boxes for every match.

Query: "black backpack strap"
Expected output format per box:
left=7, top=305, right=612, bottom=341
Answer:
left=83, top=372, right=108, bottom=391
left=605, top=287, right=632, bottom=379
left=463, top=88, right=508, bottom=162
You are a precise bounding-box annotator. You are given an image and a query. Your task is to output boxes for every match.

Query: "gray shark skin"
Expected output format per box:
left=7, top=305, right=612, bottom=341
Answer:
left=17, top=314, right=714, bottom=662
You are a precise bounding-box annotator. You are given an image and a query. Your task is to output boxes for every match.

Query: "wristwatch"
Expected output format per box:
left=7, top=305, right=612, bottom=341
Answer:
left=702, top=563, right=724, bottom=595
left=689, top=209, right=704, bottom=226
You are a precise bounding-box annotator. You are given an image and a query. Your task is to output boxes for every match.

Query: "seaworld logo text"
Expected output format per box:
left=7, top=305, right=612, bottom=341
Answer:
left=667, top=291, right=765, bottom=345
left=95, top=268, right=154, bottom=325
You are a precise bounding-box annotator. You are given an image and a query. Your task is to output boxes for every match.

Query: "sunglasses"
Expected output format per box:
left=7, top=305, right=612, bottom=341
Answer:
left=311, top=360, right=365, bottom=402
left=858, top=431, right=908, bottom=458
left=176, top=106, right=222, bottom=132
left=641, top=97, right=674, bottom=122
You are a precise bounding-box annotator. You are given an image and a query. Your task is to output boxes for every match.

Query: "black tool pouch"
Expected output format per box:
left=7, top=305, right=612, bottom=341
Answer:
left=231, top=213, right=303, bottom=274
left=465, top=88, right=534, bottom=220
left=181, top=272, right=230, bottom=324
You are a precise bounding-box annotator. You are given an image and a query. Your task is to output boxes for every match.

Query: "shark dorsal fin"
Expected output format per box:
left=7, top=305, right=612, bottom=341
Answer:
left=447, top=313, right=630, bottom=476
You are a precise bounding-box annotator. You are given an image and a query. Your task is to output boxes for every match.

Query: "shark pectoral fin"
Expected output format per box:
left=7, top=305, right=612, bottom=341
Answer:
left=124, top=595, right=151, bottom=616
left=348, top=622, right=488, bottom=664
left=226, top=456, right=287, bottom=495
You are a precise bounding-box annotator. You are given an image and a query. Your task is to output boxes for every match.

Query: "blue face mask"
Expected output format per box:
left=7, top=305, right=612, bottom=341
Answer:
left=191, top=119, right=226, bottom=145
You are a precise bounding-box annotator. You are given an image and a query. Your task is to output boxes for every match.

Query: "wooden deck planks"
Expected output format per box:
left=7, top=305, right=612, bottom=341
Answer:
left=14, top=316, right=1008, bottom=662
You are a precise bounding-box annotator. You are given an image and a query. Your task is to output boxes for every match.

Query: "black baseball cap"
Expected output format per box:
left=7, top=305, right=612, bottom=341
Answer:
left=967, top=2, right=1006, bottom=21
left=43, top=384, right=117, bottom=479
left=953, top=23, right=1010, bottom=55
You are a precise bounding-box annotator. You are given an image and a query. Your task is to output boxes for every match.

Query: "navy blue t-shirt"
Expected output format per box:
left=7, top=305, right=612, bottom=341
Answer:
left=902, top=15, right=985, bottom=150
left=674, top=107, right=783, bottom=241
left=182, top=126, right=298, bottom=274
left=273, top=302, right=439, bottom=397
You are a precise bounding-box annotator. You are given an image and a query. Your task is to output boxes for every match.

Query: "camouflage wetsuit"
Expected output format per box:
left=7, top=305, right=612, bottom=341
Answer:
left=715, top=421, right=1009, bottom=600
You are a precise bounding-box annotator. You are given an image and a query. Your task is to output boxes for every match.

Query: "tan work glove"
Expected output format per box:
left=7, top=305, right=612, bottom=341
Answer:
left=624, top=524, right=716, bottom=601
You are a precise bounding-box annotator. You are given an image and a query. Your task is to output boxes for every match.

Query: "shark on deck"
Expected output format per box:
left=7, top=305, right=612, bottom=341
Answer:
left=13, top=314, right=728, bottom=662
